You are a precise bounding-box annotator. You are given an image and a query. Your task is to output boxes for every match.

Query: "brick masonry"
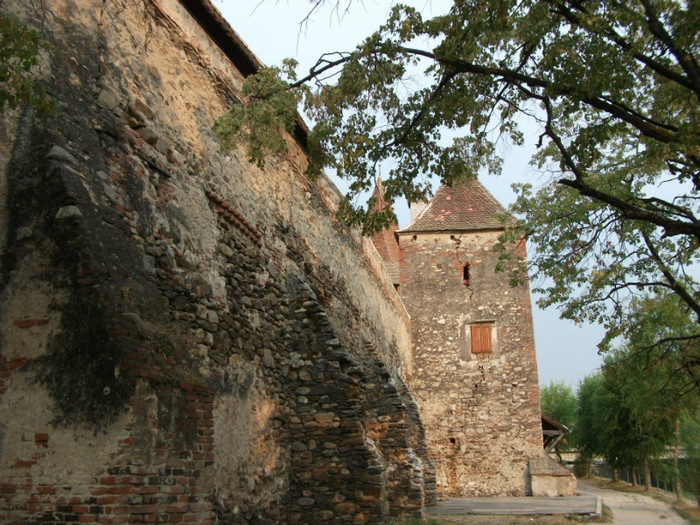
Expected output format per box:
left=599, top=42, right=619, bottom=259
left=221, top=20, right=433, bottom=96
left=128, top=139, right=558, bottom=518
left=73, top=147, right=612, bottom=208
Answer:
left=0, top=0, right=434, bottom=523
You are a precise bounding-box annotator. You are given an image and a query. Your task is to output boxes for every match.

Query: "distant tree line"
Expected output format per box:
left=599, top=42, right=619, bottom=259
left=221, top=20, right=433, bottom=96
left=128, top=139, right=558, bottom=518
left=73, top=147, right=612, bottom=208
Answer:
left=541, top=294, right=700, bottom=506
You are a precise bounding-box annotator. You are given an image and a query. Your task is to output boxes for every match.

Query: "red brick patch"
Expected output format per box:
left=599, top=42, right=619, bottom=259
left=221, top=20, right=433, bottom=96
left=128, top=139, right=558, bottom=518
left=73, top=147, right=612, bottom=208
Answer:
left=12, top=319, right=47, bottom=328
left=1, top=358, right=26, bottom=372
left=34, top=433, right=49, bottom=448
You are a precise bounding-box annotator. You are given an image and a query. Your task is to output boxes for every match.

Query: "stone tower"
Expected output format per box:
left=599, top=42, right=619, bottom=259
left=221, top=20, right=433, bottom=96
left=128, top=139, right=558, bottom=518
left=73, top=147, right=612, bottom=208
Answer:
left=384, top=179, right=544, bottom=497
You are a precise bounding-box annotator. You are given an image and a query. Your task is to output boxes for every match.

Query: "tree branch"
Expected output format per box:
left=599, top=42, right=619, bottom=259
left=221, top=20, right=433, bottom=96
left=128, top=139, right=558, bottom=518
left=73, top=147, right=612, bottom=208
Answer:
left=642, top=231, right=700, bottom=323
left=370, top=75, right=454, bottom=164
left=638, top=0, right=700, bottom=98
left=560, top=177, right=700, bottom=240
left=551, top=0, right=699, bottom=97
left=293, top=52, right=352, bottom=88
left=395, top=46, right=685, bottom=146
left=525, top=88, right=700, bottom=242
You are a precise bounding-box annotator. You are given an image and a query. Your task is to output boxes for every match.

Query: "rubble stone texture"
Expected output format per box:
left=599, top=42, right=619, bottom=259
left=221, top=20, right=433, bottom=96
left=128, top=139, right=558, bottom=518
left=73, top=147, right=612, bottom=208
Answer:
left=0, top=0, right=435, bottom=523
left=396, top=181, right=544, bottom=497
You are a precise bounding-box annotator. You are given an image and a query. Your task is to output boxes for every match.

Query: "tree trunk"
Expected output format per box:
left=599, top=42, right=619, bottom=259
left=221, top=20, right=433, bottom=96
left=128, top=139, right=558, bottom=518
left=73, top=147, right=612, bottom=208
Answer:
left=613, top=469, right=618, bottom=482
left=643, top=455, right=652, bottom=492
left=674, top=419, right=686, bottom=505
left=632, top=468, right=638, bottom=487
left=555, top=445, right=563, bottom=465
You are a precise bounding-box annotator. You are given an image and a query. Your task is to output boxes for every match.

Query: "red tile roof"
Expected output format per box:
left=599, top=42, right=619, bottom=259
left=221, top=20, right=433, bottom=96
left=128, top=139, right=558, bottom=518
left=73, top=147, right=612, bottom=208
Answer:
left=370, top=179, right=401, bottom=284
left=399, top=179, right=512, bottom=233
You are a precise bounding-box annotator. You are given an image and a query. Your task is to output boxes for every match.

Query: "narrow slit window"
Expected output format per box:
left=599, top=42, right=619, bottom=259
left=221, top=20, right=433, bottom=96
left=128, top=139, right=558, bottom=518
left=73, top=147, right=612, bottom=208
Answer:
left=462, top=263, right=470, bottom=285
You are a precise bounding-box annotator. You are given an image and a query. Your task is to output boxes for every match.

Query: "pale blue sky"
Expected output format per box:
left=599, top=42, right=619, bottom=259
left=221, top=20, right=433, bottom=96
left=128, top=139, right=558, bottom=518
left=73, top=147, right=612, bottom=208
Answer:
left=215, top=0, right=605, bottom=389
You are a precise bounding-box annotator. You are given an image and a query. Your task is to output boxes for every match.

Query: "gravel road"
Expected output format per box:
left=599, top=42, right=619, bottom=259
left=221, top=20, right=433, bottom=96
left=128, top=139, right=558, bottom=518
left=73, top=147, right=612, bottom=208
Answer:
left=578, top=481, right=690, bottom=525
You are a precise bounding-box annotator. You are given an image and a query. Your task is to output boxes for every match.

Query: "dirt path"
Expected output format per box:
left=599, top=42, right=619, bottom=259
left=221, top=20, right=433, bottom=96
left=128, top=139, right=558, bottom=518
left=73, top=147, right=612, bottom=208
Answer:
left=578, top=481, right=689, bottom=525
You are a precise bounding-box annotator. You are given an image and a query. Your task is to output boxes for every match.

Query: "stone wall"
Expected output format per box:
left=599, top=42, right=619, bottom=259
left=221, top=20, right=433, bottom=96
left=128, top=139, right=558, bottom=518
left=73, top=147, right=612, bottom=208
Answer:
left=399, top=231, right=542, bottom=496
left=0, top=1, right=434, bottom=523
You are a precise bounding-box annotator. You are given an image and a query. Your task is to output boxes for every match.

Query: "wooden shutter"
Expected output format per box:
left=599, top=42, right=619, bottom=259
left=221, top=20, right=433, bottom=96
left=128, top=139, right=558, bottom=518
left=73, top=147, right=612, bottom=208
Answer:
left=471, top=324, right=492, bottom=354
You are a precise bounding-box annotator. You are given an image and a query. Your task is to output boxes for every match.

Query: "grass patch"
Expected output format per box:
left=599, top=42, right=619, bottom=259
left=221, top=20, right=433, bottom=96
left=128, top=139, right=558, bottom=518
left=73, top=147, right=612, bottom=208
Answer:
left=676, top=505, right=700, bottom=525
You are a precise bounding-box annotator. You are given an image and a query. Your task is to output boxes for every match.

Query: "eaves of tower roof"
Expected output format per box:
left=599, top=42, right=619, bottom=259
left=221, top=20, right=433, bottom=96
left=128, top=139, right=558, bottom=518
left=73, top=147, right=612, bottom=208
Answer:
left=398, top=179, right=513, bottom=234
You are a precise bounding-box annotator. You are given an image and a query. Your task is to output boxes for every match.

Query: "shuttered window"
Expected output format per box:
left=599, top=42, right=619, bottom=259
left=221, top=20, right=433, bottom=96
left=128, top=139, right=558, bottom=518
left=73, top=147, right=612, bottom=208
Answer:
left=471, top=324, right=493, bottom=354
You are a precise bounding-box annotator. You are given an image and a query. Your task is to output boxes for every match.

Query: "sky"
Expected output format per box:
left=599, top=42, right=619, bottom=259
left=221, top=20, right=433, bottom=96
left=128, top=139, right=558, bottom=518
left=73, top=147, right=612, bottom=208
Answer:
left=215, top=0, right=605, bottom=389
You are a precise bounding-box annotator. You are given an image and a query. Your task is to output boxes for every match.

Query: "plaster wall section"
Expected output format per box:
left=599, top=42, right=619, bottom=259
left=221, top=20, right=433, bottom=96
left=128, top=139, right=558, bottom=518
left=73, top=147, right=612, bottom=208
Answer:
left=0, top=0, right=432, bottom=523
left=399, top=231, right=542, bottom=497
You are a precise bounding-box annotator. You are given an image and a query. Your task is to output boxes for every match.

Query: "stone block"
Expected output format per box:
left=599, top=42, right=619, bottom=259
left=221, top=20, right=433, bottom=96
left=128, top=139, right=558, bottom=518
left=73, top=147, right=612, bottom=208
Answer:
left=529, top=456, right=577, bottom=497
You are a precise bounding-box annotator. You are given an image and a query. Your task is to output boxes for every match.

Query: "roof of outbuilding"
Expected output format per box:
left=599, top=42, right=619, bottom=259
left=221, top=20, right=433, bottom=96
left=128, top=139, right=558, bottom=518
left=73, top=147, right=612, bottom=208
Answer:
left=399, top=179, right=512, bottom=234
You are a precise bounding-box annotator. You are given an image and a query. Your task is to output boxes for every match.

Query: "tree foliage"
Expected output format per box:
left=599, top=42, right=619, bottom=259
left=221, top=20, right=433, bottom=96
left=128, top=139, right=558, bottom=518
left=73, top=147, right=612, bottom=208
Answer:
left=679, top=409, right=700, bottom=505
left=605, top=291, right=700, bottom=395
left=573, top=372, right=606, bottom=470
left=572, top=290, right=699, bottom=489
left=574, top=361, right=677, bottom=486
left=214, top=0, right=699, bottom=350
left=0, top=14, right=57, bottom=114
left=540, top=380, right=576, bottom=426
left=540, top=380, right=577, bottom=451
left=574, top=320, right=700, bottom=486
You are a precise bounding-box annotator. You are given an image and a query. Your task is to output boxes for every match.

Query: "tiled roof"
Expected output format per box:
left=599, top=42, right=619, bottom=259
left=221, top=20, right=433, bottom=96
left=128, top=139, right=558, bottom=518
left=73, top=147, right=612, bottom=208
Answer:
left=370, top=178, right=401, bottom=284
left=399, top=179, right=512, bottom=233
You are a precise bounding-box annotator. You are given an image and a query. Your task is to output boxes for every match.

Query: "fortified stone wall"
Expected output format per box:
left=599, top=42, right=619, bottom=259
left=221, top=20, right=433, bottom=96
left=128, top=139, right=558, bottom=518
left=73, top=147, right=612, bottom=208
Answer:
left=399, top=231, right=542, bottom=496
left=0, top=1, right=434, bottom=523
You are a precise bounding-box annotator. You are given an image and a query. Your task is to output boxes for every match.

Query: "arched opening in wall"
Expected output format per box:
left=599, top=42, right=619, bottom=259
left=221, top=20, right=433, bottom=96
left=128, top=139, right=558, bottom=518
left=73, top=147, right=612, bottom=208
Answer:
left=462, top=263, right=470, bottom=286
